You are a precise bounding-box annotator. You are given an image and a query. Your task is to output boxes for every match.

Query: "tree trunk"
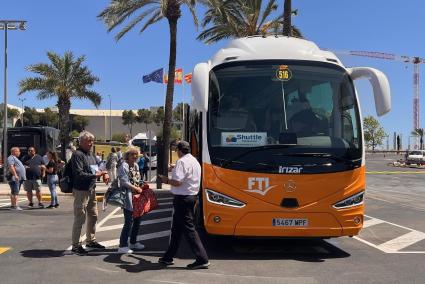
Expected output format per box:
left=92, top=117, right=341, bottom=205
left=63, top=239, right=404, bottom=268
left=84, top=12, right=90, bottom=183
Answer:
left=283, top=0, right=292, bottom=36
left=58, top=96, right=71, bottom=161
left=161, top=17, right=178, bottom=176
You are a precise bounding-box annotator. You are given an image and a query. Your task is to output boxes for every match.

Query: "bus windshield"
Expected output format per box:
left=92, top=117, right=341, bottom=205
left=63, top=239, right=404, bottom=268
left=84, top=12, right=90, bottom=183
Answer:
left=207, top=60, right=362, bottom=173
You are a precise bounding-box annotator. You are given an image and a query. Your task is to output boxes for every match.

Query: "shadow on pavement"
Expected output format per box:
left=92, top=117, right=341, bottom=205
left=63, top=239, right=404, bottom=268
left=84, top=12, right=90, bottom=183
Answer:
left=20, top=249, right=66, bottom=258
left=103, top=253, right=169, bottom=273
left=170, top=235, right=351, bottom=263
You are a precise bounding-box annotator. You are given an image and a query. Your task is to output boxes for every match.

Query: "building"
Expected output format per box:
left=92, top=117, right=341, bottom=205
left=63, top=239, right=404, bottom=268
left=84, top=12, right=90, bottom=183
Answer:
left=1, top=103, right=162, bottom=140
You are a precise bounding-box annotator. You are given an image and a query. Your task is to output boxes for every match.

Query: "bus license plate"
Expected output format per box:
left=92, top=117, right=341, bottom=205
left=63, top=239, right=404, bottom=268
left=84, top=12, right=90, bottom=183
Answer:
left=272, top=218, right=308, bottom=227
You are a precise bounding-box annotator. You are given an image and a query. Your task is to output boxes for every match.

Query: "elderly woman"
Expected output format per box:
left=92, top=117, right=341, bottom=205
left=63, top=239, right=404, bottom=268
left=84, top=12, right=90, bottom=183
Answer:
left=117, top=146, right=145, bottom=254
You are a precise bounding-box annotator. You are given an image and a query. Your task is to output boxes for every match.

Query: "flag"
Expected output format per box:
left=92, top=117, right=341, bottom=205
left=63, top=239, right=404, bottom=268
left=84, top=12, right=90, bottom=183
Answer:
left=143, top=68, right=164, bottom=84
left=184, top=73, right=192, bottom=84
left=163, top=68, right=183, bottom=84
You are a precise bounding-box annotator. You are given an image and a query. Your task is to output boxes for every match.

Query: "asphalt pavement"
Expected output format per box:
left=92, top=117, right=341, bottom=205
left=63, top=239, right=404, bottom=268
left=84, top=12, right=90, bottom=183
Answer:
left=0, top=154, right=424, bottom=284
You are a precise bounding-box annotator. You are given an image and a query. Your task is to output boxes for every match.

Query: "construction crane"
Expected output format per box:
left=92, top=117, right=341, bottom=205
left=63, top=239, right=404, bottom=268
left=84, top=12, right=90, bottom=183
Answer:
left=331, top=49, right=425, bottom=130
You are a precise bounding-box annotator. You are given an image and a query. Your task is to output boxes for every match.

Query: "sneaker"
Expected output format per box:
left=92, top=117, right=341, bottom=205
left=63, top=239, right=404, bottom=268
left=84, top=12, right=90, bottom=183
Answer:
left=85, top=241, right=105, bottom=250
left=71, top=245, right=88, bottom=255
left=54, top=204, right=59, bottom=208
left=28, top=202, right=34, bottom=208
left=129, top=242, right=145, bottom=250
left=10, top=206, right=23, bottom=211
left=46, top=205, right=54, bottom=209
left=186, top=260, right=210, bottom=270
left=38, top=203, right=45, bottom=208
left=117, top=247, right=133, bottom=254
left=158, top=257, right=174, bottom=266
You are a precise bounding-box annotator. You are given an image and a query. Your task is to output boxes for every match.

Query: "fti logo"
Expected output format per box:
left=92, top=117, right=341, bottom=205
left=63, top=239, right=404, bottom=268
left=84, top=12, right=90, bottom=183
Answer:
left=245, top=177, right=277, bottom=196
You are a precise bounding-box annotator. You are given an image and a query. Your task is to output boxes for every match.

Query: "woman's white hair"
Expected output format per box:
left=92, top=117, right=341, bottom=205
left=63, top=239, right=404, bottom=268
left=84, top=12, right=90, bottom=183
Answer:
left=124, top=146, right=140, bottom=160
left=78, top=131, right=95, bottom=142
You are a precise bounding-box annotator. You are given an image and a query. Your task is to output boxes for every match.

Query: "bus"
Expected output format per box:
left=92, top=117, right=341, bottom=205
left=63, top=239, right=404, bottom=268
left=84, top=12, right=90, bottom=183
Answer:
left=188, top=36, right=391, bottom=238
left=1, top=126, right=60, bottom=177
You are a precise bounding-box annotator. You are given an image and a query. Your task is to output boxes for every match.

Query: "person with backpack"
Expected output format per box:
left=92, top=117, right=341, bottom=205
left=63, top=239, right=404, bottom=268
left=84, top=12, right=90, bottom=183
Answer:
left=70, top=131, right=110, bottom=255
left=106, top=147, right=118, bottom=181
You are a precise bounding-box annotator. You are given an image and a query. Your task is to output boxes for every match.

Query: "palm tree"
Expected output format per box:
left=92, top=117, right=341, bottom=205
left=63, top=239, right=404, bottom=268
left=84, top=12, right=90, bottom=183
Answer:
left=98, top=0, right=198, bottom=176
left=18, top=51, right=101, bottom=159
left=137, top=108, right=153, bottom=131
left=197, top=0, right=302, bottom=44
left=411, top=128, right=424, bottom=150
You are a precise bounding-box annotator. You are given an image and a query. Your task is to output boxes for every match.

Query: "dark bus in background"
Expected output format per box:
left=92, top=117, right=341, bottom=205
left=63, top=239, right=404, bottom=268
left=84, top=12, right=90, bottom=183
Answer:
left=1, top=127, right=60, bottom=177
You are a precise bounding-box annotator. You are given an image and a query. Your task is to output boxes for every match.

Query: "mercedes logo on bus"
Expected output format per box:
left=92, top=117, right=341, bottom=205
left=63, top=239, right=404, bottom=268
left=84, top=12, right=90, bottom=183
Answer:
left=284, top=180, right=296, bottom=192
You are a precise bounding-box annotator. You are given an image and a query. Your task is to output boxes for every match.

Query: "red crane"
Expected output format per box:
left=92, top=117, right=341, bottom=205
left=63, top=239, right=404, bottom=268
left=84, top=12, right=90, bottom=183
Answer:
left=332, top=50, right=425, bottom=130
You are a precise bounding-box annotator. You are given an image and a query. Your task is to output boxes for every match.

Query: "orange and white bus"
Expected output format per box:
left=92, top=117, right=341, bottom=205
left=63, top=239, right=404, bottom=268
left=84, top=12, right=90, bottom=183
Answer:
left=188, top=36, right=391, bottom=238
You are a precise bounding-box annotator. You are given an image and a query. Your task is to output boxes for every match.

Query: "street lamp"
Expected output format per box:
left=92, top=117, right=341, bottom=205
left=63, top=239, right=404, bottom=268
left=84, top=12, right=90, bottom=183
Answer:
left=18, top=97, right=25, bottom=126
left=107, top=94, right=112, bottom=141
left=0, top=20, right=26, bottom=182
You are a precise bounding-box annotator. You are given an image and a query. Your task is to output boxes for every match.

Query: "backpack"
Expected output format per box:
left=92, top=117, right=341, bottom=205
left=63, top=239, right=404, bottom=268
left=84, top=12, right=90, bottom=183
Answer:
left=59, top=160, right=73, bottom=193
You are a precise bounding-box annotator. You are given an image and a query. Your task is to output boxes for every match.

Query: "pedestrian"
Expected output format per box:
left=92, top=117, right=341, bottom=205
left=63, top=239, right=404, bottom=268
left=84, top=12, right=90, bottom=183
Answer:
left=142, top=153, right=150, bottom=182
left=7, top=147, right=26, bottom=211
left=70, top=131, right=110, bottom=255
left=45, top=151, right=59, bottom=209
left=21, top=147, right=45, bottom=208
left=116, top=147, right=123, bottom=160
left=117, top=146, right=145, bottom=254
left=137, top=151, right=145, bottom=177
left=106, top=147, right=118, bottom=181
left=158, top=141, right=210, bottom=269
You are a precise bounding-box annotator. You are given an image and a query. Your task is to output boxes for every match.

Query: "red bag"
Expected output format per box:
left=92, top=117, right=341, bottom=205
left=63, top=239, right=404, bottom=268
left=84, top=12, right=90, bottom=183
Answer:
left=132, top=183, right=158, bottom=218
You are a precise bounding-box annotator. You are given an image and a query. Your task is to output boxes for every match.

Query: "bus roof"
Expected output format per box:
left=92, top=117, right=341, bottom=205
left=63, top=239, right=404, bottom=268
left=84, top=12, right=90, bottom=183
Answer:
left=209, top=36, right=342, bottom=68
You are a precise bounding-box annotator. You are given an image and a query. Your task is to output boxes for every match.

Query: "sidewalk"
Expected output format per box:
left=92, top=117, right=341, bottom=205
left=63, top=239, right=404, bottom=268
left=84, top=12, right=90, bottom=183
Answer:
left=0, top=181, right=171, bottom=196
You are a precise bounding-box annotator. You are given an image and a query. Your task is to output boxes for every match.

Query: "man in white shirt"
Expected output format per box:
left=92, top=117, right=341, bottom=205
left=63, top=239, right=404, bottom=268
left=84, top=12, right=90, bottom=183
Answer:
left=158, top=141, right=209, bottom=269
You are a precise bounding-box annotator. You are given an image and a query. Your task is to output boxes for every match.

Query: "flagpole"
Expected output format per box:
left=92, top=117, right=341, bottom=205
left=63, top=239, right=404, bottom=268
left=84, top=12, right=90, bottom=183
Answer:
left=182, top=77, right=185, bottom=140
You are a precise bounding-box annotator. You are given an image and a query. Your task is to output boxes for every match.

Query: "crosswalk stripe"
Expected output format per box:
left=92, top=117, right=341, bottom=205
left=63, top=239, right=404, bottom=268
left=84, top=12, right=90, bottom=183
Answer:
left=157, top=197, right=173, bottom=201
left=110, top=208, right=173, bottom=219
left=377, top=231, right=425, bottom=252
left=0, top=198, right=27, bottom=208
left=362, top=218, right=385, bottom=228
left=97, top=217, right=173, bottom=232
left=99, top=230, right=171, bottom=247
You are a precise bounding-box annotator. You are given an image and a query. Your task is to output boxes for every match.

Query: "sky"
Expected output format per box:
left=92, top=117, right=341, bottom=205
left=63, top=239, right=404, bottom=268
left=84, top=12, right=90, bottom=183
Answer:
left=1, top=0, right=425, bottom=149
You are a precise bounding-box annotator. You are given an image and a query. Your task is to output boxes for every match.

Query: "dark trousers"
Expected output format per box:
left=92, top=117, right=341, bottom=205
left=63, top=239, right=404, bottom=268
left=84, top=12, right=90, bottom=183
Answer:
left=119, top=209, right=142, bottom=247
left=163, top=195, right=209, bottom=263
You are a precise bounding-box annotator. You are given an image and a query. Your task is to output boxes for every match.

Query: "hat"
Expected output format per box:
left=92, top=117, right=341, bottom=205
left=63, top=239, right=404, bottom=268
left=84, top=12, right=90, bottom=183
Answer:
left=177, top=140, right=190, bottom=152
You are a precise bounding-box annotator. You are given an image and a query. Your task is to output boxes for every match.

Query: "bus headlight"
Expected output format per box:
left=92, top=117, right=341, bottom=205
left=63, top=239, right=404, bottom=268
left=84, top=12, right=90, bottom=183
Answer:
left=333, top=191, right=364, bottom=209
left=205, top=189, right=246, bottom=208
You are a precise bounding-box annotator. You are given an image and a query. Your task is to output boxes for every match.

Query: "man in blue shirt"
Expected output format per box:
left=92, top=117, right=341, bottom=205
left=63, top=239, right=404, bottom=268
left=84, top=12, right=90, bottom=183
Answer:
left=7, top=147, right=26, bottom=211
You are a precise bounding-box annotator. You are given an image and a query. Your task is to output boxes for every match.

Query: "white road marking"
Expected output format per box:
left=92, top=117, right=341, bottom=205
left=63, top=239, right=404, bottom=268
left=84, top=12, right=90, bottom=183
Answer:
left=151, top=175, right=157, bottom=182
left=89, top=250, right=166, bottom=255
left=99, top=230, right=171, bottom=247
left=110, top=208, right=173, bottom=219
left=377, top=231, right=425, bottom=252
left=363, top=218, right=385, bottom=228
left=0, top=198, right=28, bottom=208
left=157, top=197, right=173, bottom=201
left=354, top=215, right=425, bottom=253
left=97, top=217, right=173, bottom=232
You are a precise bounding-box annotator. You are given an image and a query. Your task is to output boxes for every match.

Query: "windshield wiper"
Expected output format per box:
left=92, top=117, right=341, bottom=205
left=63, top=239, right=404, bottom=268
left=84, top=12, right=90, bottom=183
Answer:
left=221, top=144, right=296, bottom=167
left=274, top=152, right=360, bottom=165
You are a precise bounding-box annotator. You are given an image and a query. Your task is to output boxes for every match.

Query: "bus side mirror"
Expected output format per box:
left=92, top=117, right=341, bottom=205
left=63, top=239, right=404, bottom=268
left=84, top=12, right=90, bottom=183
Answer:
left=191, top=63, right=209, bottom=112
left=348, top=67, right=391, bottom=116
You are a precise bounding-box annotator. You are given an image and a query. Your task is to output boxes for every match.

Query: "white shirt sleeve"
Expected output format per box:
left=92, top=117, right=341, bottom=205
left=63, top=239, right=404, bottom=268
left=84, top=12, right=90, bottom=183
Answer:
left=172, top=160, right=185, bottom=182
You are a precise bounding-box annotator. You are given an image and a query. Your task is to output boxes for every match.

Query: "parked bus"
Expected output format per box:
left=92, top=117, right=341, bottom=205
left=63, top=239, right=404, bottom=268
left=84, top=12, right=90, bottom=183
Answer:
left=188, top=36, right=391, bottom=237
left=1, top=126, right=60, bottom=177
